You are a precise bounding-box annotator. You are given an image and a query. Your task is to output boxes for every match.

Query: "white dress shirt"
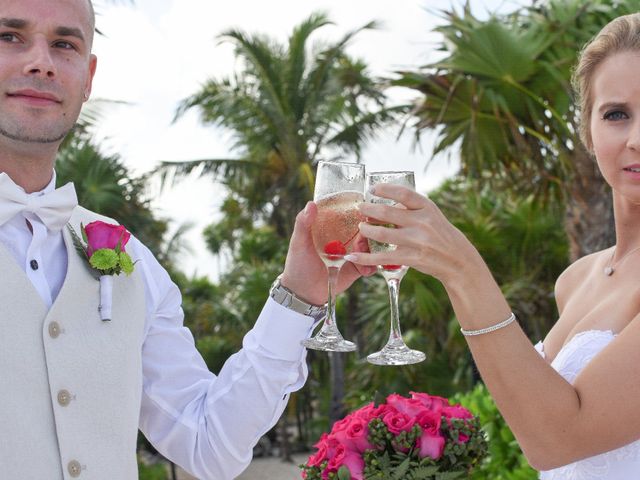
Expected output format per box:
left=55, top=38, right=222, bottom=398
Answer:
left=0, top=174, right=315, bottom=479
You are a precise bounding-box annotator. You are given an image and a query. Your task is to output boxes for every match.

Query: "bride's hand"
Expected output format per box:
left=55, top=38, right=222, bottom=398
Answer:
left=346, top=184, right=482, bottom=284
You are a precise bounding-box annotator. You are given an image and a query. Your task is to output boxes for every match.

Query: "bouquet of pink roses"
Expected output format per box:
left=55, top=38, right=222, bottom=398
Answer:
left=301, top=392, right=487, bottom=480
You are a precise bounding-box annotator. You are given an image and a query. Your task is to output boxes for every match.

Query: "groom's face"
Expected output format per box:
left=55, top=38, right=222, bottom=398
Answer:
left=0, top=0, right=97, bottom=145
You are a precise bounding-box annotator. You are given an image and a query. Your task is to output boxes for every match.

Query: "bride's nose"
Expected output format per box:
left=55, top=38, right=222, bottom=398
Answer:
left=626, top=121, right=640, bottom=151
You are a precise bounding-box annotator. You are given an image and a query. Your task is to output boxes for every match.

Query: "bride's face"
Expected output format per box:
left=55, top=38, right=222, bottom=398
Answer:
left=590, top=50, right=640, bottom=204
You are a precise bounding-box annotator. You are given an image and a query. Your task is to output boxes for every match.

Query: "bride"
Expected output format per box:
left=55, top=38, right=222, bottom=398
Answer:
left=345, top=13, right=640, bottom=479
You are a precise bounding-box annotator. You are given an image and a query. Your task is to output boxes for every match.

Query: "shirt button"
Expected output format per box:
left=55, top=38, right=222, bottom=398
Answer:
left=48, top=322, right=61, bottom=339
left=67, top=460, right=82, bottom=477
left=30, top=259, right=39, bottom=270
left=57, top=389, right=72, bottom=407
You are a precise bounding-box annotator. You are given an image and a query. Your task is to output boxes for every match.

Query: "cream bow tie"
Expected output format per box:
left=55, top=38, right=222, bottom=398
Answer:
left=0, top=173, right=78, bottom=231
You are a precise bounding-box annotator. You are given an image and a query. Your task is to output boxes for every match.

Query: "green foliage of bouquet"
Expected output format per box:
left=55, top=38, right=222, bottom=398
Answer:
left=301, top=392, right=487, bottom=480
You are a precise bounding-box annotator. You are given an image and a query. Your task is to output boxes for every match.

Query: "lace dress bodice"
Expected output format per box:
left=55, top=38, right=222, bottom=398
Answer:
left=534, top=330, right=640, bottom=479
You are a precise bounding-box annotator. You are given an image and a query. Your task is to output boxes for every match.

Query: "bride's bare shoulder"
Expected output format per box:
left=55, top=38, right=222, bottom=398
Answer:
left=555, top=248, right=613, bottom=314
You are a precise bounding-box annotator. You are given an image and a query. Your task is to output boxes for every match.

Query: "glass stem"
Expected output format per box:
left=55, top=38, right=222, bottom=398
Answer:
left=386, top=276, right=404, bottom=346
left=322, top=265, right=340, bottom=329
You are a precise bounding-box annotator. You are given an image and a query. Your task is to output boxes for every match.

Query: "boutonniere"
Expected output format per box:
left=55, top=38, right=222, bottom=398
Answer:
left=68, top=221, right=135, bottom=321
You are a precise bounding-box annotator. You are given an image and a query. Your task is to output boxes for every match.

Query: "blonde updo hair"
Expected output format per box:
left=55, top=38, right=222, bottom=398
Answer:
left=572, top=13, right=640, bottom=151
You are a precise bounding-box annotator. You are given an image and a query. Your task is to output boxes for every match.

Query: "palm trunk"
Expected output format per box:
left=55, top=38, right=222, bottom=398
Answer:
left=328, top=351, right=345, bottom=427
left=278, top=413, right=292, bottom=462
left=564, top=147, right=615, bottom=261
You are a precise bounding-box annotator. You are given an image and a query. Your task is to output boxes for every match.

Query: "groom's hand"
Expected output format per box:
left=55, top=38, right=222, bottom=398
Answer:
left=280, top=202, right=375, bottom=306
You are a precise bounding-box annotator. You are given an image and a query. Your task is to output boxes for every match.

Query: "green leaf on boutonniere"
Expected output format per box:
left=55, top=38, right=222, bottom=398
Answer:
left=89, top=248, right=119, bottom=271
left=119, top=251, right=134, bottom=275
left=68, top=225, right=89, bottom=260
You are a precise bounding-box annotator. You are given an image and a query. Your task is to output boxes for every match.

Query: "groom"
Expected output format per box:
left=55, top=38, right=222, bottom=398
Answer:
left=0, top=0, right=370, bottom=479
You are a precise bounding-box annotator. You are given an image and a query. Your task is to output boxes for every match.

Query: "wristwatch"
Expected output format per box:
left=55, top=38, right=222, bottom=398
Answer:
left=269, top=275, right=327, bottom=321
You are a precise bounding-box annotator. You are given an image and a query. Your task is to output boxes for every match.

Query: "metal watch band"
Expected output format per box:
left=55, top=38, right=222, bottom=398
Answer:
left=269, top=276, right=327, bottom=321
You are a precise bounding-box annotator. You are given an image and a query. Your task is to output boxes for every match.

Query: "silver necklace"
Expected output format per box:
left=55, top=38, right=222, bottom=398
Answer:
left=604, top=245, right=640, bottom=276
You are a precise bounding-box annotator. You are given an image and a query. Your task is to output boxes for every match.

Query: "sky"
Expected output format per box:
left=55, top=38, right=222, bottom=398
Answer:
left=89, top=0, right=515, bottom=279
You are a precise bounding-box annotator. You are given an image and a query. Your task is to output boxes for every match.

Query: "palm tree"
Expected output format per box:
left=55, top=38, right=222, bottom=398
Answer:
left=56, top=137, right=168, bottom=257
left=160, top=11, right=401, bottom=244
left=396, top=0, right=640, bottom=261
left=157, top=14, right=402, bottom=439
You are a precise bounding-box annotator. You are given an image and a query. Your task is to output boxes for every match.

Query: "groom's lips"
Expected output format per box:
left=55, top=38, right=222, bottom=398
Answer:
left=7, top=89, right=62, bottom=106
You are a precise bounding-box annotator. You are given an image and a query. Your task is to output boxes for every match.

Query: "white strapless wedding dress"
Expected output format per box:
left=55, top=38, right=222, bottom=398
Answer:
left=534, top=330, right=640, bottom=479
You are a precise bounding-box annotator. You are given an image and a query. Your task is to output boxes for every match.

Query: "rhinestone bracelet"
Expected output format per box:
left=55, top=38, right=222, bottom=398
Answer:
left=460, top=312, right=516, bottom=337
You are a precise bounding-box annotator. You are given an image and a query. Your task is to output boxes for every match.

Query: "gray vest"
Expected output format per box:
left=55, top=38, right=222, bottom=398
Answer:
left=0, top=207, right=147, bottom=479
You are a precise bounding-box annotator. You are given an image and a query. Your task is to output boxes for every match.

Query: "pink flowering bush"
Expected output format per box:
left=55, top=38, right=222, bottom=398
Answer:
left=300, top=392, right=487, bottom=480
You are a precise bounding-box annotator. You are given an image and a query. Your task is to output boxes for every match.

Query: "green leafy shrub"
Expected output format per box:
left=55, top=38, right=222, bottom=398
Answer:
left=138, top=459, right=167, bottom=480
left=452, top=384, right=537, bottom=479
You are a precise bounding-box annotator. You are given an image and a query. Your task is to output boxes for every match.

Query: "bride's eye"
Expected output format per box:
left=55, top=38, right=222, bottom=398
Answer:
left=602, top=110, right=628, bottom=121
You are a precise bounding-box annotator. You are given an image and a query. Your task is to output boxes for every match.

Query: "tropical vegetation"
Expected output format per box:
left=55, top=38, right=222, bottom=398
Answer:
left=396, top=0, right=640, bottom=260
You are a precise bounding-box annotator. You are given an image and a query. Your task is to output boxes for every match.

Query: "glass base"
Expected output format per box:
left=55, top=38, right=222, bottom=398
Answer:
left=302, top=330, right=356, bottom=352
left=367, top=343, right=425, bottom=366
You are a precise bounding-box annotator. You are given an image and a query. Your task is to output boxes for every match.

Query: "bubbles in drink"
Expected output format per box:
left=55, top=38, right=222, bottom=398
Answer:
left=312, top=191, right=364, bottom=265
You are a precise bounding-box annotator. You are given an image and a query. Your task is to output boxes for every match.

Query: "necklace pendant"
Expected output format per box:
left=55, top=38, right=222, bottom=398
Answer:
left=604, top=266, right=614, bottom=276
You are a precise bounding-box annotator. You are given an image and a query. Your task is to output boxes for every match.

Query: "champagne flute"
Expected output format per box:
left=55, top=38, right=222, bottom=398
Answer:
left=302, top=160, right=365, bottom=352
left=365, top=171, right=426, bottom=365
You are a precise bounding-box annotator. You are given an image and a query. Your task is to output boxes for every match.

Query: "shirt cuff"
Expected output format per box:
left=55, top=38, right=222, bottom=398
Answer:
left=249, top=297, right=316, bottom=361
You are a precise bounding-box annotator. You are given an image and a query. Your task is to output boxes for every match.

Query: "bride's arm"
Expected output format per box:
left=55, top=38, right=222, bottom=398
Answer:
left=347, top=184, right=640, bottom=470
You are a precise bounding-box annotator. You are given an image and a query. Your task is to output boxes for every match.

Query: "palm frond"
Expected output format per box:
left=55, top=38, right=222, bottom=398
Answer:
left=154, top=157, right=252, bottom=190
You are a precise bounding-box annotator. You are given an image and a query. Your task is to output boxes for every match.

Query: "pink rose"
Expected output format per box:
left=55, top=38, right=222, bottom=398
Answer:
left=332, top=416, right=374, bottom=453
left=331, top=415, right=353, bottom=434
left=382, top=409, right=415, bottom=435
left=325, top=445, right=364, bottom=480
left=441, top=405, right=473, bottom=420
left=386, top=393, right=429, bottom=417
left=340, top=451, right=365, bottom=480
left=324, top=435, right=341, bottom=460
left=410, top=391, right=449, bottom=412
left=307, top=433, right=329, bottom=467
left=84, top=221, right=130, bottom=257
left=354, top=402, right=390, bottom=422
left=415, top=410, right=445, bottom=460
left=323, top=442, right=347, bottom=479
left=326, top=443, right=346, bottom=468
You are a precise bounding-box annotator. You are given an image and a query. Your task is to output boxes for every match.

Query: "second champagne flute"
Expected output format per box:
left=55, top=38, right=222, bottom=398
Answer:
left=302, top=160, right=365, bottom=352
left=366, top=171, right=426, bottom=365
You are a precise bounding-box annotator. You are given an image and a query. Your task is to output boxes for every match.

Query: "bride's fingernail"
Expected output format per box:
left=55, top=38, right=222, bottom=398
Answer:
left=368, top=186, right=377, bottom=195
left=344, top=254, right=357, bottom=262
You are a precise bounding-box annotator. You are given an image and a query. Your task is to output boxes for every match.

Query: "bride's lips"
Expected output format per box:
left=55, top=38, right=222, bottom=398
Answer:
left=622, top=163, right=640, bottom=180
left=6, top=89, right=62, bottom=106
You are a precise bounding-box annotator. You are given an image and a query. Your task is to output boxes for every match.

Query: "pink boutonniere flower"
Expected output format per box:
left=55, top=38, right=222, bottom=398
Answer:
left=69, top=221, right=135, bottom=321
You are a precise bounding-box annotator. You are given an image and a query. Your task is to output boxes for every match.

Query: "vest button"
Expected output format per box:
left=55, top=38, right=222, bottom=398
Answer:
left=57, top=389, right=72, bottom=407
left=48, top=322, right=61, bottom=338
left=30, top=259, right=39, bottom=270
left=67, top=460, right=82, bottom=477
